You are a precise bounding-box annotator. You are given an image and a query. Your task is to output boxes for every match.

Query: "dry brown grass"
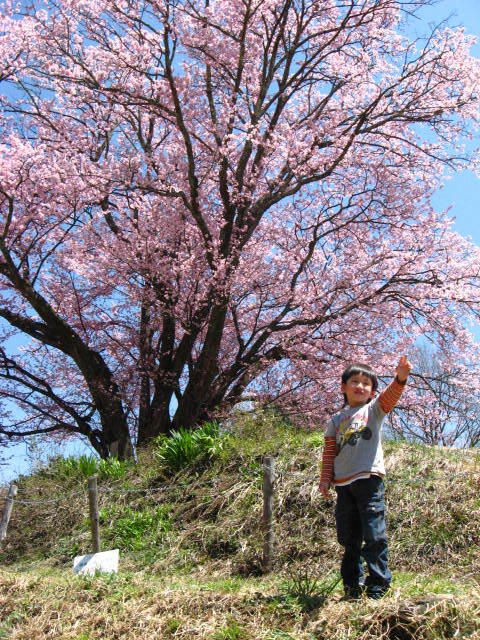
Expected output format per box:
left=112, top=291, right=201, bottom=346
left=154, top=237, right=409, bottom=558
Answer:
left=1, top=568, right=480, bottom=639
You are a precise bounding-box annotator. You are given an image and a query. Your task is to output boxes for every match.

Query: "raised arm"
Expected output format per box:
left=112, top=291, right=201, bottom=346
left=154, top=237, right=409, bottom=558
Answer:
left=378, top=355, right=412, bottom=414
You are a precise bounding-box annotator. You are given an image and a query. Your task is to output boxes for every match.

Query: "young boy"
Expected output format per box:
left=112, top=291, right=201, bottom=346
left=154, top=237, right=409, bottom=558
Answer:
left=319, top=356, right=412, bottom=600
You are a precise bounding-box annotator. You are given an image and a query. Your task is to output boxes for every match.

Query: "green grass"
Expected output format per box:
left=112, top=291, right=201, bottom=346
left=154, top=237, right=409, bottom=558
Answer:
left=265, top=632, right=297, bottom=640
left=165, top=617, right=182, bottom=635
left=392, top=572, right=472, bottom=597
left=221, top=411, right=295, bottom=461
left=212, top=617, right=248, bottom=640
left=192, top=576, right=246, bottom=593
left=99, top=504, right=172, bottom=551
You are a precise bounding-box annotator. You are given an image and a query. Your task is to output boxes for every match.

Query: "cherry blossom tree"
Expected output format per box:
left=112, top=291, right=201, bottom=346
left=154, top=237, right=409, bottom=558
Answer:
left=1, top=0, right=480, bottom=458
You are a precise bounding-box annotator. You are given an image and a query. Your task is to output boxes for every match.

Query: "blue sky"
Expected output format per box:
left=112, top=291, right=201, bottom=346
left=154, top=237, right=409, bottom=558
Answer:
left=2, top=0, right=480, bottom=484
left=421, top=0, right=480, bottom=244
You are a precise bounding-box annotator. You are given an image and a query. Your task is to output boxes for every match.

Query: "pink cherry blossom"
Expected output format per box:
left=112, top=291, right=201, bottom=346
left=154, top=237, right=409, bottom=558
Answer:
left=0, top=0, right=479, bottom=457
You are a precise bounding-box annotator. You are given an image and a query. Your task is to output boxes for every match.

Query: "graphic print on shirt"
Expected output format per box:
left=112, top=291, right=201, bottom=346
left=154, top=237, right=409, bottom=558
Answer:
left=337, top=408, right=372, bottom=450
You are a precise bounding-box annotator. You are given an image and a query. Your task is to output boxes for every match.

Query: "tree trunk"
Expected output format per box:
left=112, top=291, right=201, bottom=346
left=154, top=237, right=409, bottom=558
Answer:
left=172, top=301, right=228, bottom=429
left=137, top=392, right=173, bottom=446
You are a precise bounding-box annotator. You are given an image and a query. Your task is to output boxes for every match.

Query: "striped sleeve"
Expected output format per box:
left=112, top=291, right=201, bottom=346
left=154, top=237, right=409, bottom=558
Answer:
left=320, top=436, right=338, bottom=485
left=378, top=376, right=406, bottom=414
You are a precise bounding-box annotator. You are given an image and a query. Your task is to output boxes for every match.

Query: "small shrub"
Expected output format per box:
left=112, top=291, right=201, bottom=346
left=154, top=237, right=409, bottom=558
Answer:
left=155, top=421, right=227, bottom=471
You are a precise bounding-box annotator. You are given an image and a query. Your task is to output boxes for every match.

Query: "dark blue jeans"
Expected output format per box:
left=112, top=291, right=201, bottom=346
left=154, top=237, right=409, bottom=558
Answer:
left=335, top=476, right=391, bottom=597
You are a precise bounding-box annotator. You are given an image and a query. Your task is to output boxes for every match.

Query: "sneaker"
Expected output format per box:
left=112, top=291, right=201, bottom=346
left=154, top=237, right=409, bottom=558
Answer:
left=366, top=585, right=390, bottom=600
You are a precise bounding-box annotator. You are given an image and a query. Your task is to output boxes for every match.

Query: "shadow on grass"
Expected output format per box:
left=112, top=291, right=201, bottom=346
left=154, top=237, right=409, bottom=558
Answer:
left=265, top=591, right=330, bottom=612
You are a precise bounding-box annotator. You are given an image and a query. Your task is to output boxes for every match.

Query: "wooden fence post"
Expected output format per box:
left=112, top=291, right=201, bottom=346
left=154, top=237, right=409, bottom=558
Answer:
left=0, top=483, right=18, bottom=544
left=262, top=455, right=275, bottom=572
left=88, top=475, right=101, bottom=553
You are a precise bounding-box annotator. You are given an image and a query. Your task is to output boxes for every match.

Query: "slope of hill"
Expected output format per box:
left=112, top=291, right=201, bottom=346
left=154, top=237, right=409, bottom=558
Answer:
left=1, top=412, right=480, bottom=639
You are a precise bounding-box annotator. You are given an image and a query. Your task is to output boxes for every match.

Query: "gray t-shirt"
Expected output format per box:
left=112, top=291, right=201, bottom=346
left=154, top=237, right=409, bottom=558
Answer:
left=325, top=398, right=386, bottom=484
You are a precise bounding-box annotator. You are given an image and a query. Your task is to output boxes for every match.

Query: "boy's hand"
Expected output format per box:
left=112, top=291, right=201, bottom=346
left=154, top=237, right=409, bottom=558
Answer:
left=319, top=481, right=331, bottom=499
left=396, top=355, right=412, bottom=383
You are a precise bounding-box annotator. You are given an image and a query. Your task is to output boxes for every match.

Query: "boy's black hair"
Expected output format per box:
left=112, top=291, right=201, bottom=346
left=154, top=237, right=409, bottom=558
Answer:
left=341, top=363, right=378, bottom=405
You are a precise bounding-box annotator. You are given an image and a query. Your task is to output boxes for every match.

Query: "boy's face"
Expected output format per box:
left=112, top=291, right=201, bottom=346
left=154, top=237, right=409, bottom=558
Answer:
left=342, top=373, right=375, bottom=407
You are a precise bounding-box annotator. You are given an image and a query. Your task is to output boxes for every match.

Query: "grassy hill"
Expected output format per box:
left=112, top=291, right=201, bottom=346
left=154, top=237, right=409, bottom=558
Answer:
left=1, top=412, right=480, bottom=640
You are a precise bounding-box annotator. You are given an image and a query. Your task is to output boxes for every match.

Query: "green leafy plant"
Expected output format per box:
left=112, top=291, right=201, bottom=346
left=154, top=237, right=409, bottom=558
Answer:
left=53, top=454, right=99, bottom=479
left=98, top=457, right=130, bottom=480
left=155, top=421, right=227, bottom=471
left=53, top=454, right=131, bottom=481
